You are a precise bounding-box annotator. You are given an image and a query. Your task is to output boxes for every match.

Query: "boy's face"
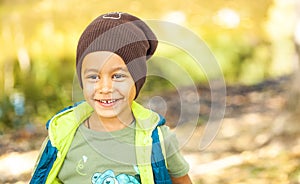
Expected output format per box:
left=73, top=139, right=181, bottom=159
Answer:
left=81, top=51, right=136, bottom=121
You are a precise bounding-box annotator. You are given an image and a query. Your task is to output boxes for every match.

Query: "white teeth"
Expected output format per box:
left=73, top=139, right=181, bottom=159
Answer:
left=100, top=99, right=116, bottom=104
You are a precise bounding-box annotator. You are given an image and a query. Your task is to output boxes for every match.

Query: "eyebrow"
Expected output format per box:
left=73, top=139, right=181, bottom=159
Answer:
left=83, top=68, right=99, bottom=74
left=111, top=66, right=129, bottom=72
left=83, top=66, right=129, bottom=74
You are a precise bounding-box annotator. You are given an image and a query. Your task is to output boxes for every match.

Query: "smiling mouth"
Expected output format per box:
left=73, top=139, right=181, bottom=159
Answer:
left=99, top=99, right=117, bottom=104
left=95, top=98, right=122, bottom=106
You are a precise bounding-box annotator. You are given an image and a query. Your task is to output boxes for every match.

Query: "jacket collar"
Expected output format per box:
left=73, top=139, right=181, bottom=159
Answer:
left=48, top=101, right=164, bottom=148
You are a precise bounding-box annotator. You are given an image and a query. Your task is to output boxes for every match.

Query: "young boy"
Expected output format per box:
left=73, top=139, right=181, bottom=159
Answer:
left=30, top=12, right=192, bottom=184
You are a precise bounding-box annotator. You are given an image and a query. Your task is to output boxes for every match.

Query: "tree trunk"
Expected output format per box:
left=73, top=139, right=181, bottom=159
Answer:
left=288, top=0, right=300, bottom=115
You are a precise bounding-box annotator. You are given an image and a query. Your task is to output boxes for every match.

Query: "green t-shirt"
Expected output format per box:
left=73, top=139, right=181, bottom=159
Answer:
left=58, top=122, right=189, bottom=183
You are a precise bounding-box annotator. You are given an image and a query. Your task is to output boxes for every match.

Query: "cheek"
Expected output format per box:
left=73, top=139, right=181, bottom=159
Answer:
left=129, top=85, right=136, bottom=100
left=82, top=84, right=95, bottom=98
left=126, top=83, right=137, bottom=100
left=115, top=82, right=136, bottom=99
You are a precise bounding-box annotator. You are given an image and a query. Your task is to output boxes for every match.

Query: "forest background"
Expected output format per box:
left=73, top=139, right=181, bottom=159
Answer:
left=1, top=0, right=300, bottom=183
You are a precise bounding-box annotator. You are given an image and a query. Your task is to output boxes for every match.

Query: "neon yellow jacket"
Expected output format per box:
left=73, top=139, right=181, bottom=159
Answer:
left=30, top=101, right=171, bottom=184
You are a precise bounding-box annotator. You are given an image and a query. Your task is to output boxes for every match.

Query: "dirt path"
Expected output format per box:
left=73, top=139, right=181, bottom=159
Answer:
left=0, top=151, right=38, bottom=183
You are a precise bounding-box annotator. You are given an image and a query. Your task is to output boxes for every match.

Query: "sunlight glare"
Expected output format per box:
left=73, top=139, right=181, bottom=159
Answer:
left=213, top=8, right=240, bottom=29
left=163, top=11, right=186, bottom=25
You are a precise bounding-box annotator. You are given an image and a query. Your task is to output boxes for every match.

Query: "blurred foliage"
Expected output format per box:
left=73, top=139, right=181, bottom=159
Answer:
left=0, top=0, right=298, bottom=130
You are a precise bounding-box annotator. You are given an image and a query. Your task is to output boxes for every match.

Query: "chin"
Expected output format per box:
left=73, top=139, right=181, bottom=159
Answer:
left=95, top=110, right=119, bottom=119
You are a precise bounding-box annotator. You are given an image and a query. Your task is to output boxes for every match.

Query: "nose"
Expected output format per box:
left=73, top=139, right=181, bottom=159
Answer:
left=96, top=77, right=113, bottom=94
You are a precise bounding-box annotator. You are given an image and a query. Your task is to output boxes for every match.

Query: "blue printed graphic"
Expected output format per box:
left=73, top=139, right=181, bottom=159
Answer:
left=92, top=170, right=140, bottom=184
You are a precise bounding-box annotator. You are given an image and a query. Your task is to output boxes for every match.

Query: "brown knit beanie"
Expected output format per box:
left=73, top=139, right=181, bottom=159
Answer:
left=76, top=12, right=158, bottom=98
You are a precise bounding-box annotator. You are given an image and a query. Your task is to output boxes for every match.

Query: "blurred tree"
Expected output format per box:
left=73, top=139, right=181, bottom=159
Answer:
left=290, top=0, right=300, bottom=114
left=0, top=0, right=294, bottom=130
